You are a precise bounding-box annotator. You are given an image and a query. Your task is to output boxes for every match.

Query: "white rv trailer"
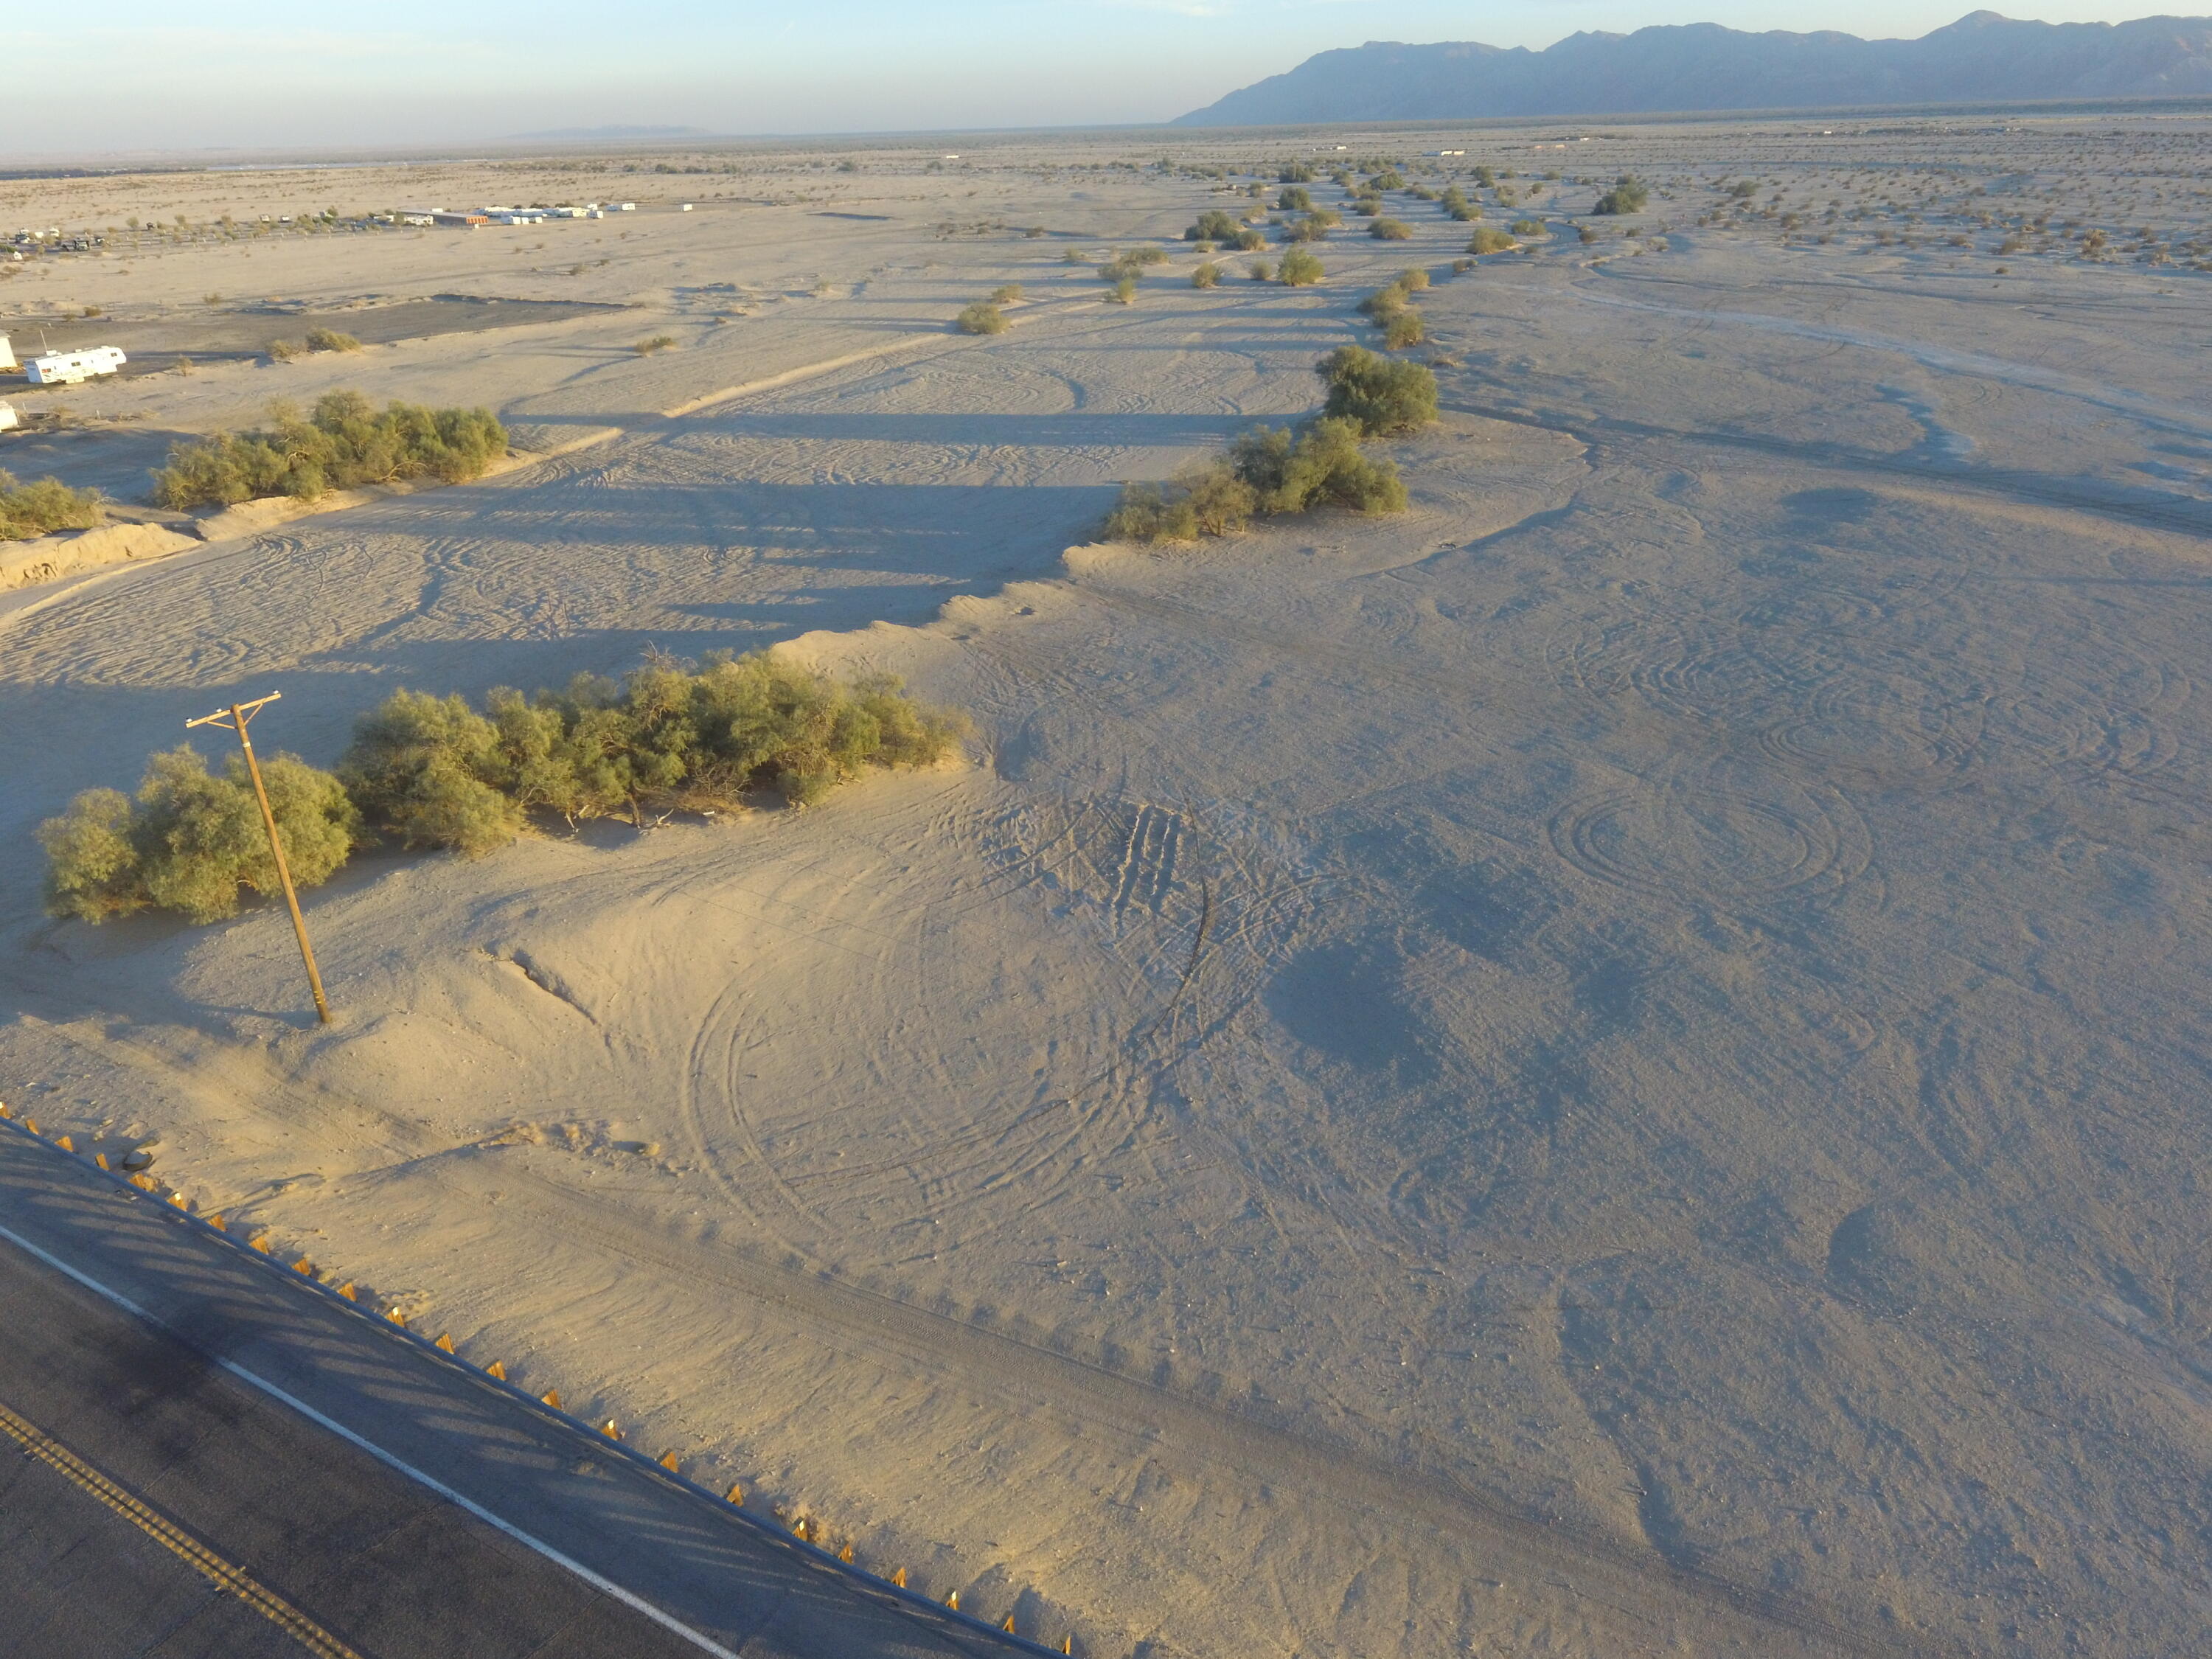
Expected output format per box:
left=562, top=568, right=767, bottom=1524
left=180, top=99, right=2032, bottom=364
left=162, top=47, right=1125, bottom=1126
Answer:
left=26, top=347, right=127, bottom=386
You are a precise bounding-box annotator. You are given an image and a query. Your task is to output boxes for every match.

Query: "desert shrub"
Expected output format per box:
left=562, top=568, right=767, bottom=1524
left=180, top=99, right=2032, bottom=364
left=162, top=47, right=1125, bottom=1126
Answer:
left=1102, top=246, right=1169, bottom=279
left=1110, top=276, right=1137, bottom=304
left=1278, top=187, right=1312, bottom=212
left=266, top=339, right=301, bottom=363
left=1234, top=228, right=1266, bottom=251
left=956, top=302, right=1008, bottom=334
left=151, top=394, right=507, bottom=510
left=1441, top=188, right=1474, bottom=220
left=633, top=335, right=676, bottom=355
left=1350, top=196, right=1382, bottom=218
left=1284, top=218, right=1329, bottom=243
left=342, top=653, right=966, bottom=842
left=41, top=746, right=359, bottom=925
left=1186, top=209, right=1242, bottom=243
left=1357, top=288, right=1407, bottom=323
left=1316, top=345, right=1437, bottom=435
left=1191, top=262, right=1221, bottom=288
left=1230, top=418, right=1406, bottom=515
left=1279, top=162, right=1315, bottom=184
left=305, top=327, right=362, bottom=352
left=1395, top=267, right=1430, bottom=292
left=1382, top=310, right=1424, bottom=349
left=0, top=470, right=103, bottom=541
left=1062, top=248, right=1092, bottom=265
left=1511, top=218, right=1546, bottom=237
left=1593, top=175, right=1650, bottom=215
left=1277, top=248, right=1323, bottom=286
left=1307, top=207, right=1343, bottom=229
left=1469, top=227, right=1517, bottom=254
left=1248, top=258, right=1274, bottom=282
left=1472, top=165, right=1497, bottom=187
left=1368, top=170, right=1407, bottom=192
left=1450, top=257, right=1476, bottom=274
left=990, top=283, right=1023, bottom=302
left=1408, top=185, right=1437, bottom=201
left=1369, top=218, right=1412, bottom=241
left=1102, top=458, right=1260, bottom=545
left=1579, top=225, right=1599, bottom=244
left=1102, top=482, right=1197, bottom=544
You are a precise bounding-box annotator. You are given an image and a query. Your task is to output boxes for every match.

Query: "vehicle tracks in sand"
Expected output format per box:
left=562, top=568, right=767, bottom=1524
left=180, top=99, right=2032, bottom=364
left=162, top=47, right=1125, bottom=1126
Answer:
left=407, top=1148, right=1899, bottom=1659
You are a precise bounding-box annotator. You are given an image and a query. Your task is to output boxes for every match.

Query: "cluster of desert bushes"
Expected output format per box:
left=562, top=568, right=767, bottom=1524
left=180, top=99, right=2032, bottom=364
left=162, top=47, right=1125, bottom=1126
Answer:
left=1100, top=347, right=1436, bottom=546
left=150, top=392, right=508, bottom=511
left=265, top=327, right=363, bottom=364
left=1358, top=268, right=1431, bottom=349
left=39, top=653, right=969, bottom=925
left=0, top=471, right=104, bottom=543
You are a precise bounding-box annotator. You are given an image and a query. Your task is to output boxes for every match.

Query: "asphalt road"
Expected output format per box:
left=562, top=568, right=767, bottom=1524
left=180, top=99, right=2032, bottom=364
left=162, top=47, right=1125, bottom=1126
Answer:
left=0, top=1124, right=1045, bottom=1659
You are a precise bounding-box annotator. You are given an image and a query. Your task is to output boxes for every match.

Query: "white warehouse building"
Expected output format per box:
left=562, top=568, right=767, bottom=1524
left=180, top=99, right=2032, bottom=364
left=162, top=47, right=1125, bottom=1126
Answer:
left=27, top=346, right=127, bottom=386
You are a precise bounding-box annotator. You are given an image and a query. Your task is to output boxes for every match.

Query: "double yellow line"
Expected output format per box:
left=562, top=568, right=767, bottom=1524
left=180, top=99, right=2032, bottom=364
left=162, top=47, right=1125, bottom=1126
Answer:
left=0, top=1397, right=365, bottom=1659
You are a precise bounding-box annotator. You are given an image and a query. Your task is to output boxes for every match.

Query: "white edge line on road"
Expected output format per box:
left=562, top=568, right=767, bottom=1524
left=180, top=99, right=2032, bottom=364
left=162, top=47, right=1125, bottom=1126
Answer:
left=0, top=1221, right=745, bottom=1659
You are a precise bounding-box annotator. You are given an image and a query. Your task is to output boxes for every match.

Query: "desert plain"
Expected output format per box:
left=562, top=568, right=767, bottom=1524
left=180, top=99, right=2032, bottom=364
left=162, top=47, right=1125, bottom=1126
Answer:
left=3, top=112, right=2211, bottom=1658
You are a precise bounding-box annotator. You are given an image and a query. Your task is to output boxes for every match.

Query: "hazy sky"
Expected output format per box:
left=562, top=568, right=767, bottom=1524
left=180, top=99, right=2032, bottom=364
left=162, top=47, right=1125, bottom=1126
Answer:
left=2, top=3, right=2180, bottom=156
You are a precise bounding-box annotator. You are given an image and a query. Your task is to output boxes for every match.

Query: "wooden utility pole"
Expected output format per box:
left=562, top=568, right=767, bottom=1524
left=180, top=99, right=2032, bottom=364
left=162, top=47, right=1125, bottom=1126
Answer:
left=185, top=691, right=331, bottom=1024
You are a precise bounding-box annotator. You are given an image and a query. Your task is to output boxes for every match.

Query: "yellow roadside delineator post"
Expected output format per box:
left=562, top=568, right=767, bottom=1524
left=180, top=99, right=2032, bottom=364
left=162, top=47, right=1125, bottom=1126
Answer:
left=1002, top=1614, right=1015, bottom=1634
left=793, top=1517, right=810, bottom=1541
left=184, top=691, right=333, bottom=1025
left=94, top=1153, right=109, bottom=1170
left=24, top=1118, right=39, bottom=1135
left=540, top=1389, right=560, bottom=1410
left=723, top=1481, right=743, bottom=1505
left=486, top=1360, right=507, bottom=1380
left=599, top=1419, right=620, bottom=1441
left=1061, top=1637, right=1072, bottom=1655
left=335, top=1282, right=357, bottom=1301
left=945, top=1590, right=959, bottom=1611
left=658, top=1450, right=679, bottom=1471
left=385, top=1307, right=406, bottom=1326
left=291, top=1257, right=314, bottom=1276
left=891, top=1568, right=906, bottom=1588
left=55, top=1134, right=73, bottom=1152
left=251, top=1234, right=273, bottom=1254
left=169, top=1192, right=189, bottom=1210
left=206, top=1214, right=226, bottom=1231
left=434, top=1333, right=455, bottom=1354
left=838, top=1543, right=854, bottom=1564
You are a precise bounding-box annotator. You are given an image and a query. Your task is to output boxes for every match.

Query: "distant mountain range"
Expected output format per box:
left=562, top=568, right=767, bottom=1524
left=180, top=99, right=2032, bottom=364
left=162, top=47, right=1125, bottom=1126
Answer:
left=508, top=125, right=714, bottom=142
left=1174, top=11, right=2212, bottom=125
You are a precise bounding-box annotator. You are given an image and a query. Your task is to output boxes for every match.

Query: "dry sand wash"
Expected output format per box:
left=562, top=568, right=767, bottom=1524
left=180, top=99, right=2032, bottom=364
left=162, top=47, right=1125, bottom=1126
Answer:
left=3, top=121, right=2211, bottom=1658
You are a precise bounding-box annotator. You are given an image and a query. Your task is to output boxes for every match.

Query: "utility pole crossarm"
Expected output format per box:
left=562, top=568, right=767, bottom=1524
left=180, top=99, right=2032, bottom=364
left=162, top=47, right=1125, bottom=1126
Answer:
left=184, top=689, right=331, bottom=1026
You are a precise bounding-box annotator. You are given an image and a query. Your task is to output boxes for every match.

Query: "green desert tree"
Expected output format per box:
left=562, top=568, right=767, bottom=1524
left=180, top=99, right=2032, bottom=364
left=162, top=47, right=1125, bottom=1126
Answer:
left=1185, top=209, right=1243, bottom=243
left=1315, top=345, right=1438, bottom=435
left=1277, top=248, right=1324, bottom=286
left=0, top=472, right=103, bottom=541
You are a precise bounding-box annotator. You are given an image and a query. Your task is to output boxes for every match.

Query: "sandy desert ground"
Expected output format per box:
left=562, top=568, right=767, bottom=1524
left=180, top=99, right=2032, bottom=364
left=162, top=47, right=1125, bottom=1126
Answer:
left=4, top=114, right=2211, bottom=1657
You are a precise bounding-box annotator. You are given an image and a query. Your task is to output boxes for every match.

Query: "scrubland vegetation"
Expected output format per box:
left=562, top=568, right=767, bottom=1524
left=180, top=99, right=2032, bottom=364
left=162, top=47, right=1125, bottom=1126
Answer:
left=956, top=301, right=1009, bottom=334
left=1468, top=227, right=1519, bottom=254
left=0, top=472, right=105, bottom=542
left=1100, top=349, right=1434, bottom=546
left=1593, top=175, right=1652, bottom=215
left=1369, top=218, right=1412, bottom=240
left=1277, top=248, right=1324, bottom=286
left=150, top=393, right=507, bottom=510
left=1185, top=210, right=1244, bottom=243
left=40, top=655, right=968, bottom=922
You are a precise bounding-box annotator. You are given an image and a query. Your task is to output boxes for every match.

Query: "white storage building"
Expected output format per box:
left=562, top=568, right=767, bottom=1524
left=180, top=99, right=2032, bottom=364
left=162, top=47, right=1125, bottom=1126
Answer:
left=0, top=401, right=18, bottom=432
left=0, top=333, right=15, bottom=371
left=27, top=347, right=127, bottom=386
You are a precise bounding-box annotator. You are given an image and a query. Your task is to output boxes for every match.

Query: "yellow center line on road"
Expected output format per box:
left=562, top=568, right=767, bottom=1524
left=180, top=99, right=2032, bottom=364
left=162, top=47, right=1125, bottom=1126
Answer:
left=0, top=1397, right=366, bottom=1659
